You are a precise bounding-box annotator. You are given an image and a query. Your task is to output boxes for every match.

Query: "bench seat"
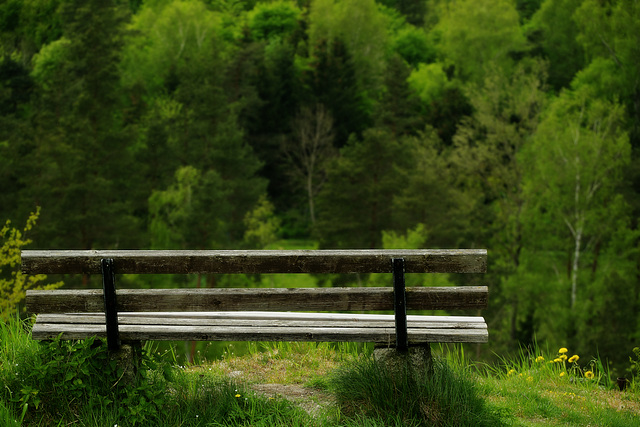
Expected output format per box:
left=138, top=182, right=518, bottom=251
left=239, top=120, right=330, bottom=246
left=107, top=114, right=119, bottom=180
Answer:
left=31, top=312, right=488, bottom=343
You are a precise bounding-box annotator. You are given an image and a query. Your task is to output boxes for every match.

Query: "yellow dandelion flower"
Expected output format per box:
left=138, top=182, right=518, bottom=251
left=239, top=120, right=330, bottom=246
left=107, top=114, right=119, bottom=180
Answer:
left=585, top=371, right=594, bottom=379
left=568, top=355, right=579, bottom=363
left=527, top=376, right=533, bottom=382
left=554, top=358, right=562, bottom=363
left=560, top=354, right=568, bottom=361
left=235, top=394, right=241, bottom=398
left=559, top=348, right=568, bottom=354
left=560, top=372, right=566, bottom=377
left=535, top=356, right=544, bottom=362
left=507, top=369, right=516, bottom=376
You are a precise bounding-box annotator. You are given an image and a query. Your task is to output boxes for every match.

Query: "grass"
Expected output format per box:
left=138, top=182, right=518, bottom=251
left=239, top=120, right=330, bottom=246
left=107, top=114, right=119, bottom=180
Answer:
left=474, top=344, right=640, bottom=426
left=2, top=317, right=639, bottom=426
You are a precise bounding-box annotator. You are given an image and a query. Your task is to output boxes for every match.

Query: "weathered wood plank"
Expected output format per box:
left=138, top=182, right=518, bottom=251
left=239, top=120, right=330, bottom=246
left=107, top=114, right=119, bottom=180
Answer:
left=21, top=249, right=487, bottom=275
left=37, top=311, right=487, bottom=324
left=36, top=313, right=488, bottom=329
left=126, top=311, right=486, bottom=323
left=26, top=286, right=488, bottom=314
left=30, top=322, right=488, bottom=343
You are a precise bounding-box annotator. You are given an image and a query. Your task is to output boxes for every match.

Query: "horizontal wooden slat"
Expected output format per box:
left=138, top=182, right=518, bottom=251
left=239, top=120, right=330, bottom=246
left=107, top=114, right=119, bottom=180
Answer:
left=118, top=311, right=485, bottom=323
left=31, top=319, right=488, bottom=343
left=36, top=313, right=488, bottom=329
left=26, top=286, right=488, bottom=314
left=21, top=249, right=487, bottom=275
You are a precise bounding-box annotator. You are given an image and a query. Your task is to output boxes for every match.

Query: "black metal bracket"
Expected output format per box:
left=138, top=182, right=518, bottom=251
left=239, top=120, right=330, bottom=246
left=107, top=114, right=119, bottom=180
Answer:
left=101, top=258, right=121, bottom=351
left=392, top=258, right=408, bottom=351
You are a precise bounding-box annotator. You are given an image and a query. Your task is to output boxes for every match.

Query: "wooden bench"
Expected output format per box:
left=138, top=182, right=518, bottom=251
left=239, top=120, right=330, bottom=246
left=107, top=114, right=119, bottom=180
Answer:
left=22, top=250, right=488, bottom=352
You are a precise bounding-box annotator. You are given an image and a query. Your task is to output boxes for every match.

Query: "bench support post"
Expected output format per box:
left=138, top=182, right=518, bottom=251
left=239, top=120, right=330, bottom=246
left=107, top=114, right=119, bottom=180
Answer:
left=101, top=258, right=121, bottom=351
left=392, top=258, right=408, bottom=351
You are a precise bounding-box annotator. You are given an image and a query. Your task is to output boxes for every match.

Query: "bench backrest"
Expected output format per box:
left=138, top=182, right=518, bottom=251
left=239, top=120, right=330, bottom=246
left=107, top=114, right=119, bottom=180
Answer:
left=23, top=249, right=487, bottom=350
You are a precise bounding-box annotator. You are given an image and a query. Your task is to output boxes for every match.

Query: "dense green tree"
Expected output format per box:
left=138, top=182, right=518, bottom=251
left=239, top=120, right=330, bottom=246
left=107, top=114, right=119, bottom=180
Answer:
left=0, top=57, right=33, bottom=115
left=423, top=85, right=472, bottom=146
left=432, top=0, right=527, bottom=84
left=305, top=39, right=369, bottom=147
left=391, top=127, right=468, bottom=248
left=22, top=0, right=141, bottom=249
left=315, top=128, right=407, bottom=249
left=392, top=25, right=435, bottom=67
left=375, top=54, right=425, bottom=137
left=521, top=84, right=632, bottom=356
left=248, top=1, right=301, bottom=40
left=451, top=60, right=547, bottom=349
left=243, top=195, right=281, bottom=248
left=308, top=0, right=388, bottom=98
left=527, top=0, right=584, bottom=91
left=407, top=62, right=450, bottom=106
left=515, top=0, right=543, bottom=22
left=121, top=0, right=227, bottom=97
left=524, top=89, right=630, bottom=307
left=0, top=0, right=63, bottom=64
left=0, top=57, right=33, bottom=223
left=574, top=0, right=640, bottom=147
left=149, top=166, right=229, bottom=249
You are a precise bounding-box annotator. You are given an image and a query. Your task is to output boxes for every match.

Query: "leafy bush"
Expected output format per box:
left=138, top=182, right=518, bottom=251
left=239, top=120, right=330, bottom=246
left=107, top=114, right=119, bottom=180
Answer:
left=0, top=320, right=166, bottom=425
left=0, top=208, right=62, bottom=321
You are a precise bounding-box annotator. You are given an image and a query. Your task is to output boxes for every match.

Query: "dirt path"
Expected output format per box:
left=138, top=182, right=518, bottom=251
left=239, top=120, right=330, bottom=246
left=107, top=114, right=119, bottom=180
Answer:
left=250, top=383, right=336, bottom=417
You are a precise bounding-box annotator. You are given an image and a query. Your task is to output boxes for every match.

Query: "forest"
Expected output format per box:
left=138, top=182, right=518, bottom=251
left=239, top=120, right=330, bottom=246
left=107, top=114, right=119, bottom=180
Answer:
left=1, top=0, right=639, bottom=371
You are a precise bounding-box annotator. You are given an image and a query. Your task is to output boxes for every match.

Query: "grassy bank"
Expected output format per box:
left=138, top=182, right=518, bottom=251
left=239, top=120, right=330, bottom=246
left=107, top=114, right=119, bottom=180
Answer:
left=1, top=318, right=639, bottom=426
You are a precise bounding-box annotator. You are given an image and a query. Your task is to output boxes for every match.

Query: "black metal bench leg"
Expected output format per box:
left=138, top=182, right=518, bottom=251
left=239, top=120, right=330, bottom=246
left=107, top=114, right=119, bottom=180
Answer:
left=101, top=258, right=121, bottom=351
left=393, top=258, right=408, bottom=351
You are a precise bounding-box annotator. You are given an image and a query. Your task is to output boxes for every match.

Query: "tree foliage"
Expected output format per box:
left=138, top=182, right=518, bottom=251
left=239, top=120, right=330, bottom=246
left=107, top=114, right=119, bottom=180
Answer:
left=0, top=0, right=639, bottom=370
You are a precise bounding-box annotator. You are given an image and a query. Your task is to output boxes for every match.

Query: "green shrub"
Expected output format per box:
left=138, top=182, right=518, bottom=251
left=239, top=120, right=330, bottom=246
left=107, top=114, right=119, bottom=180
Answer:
left=1, top=319, right=166, bottom=425
left=0, top=208, right=62, bottom=321
left=329, top=355, right=503, bottom=427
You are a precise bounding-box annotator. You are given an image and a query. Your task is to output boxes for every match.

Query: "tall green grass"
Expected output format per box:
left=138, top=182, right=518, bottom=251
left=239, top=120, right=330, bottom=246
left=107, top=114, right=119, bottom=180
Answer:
left=329, top=353, right=503, bottom=426
left=0, top=318, right=317, bottom=426
left=3, top=317, right=638, bottom=426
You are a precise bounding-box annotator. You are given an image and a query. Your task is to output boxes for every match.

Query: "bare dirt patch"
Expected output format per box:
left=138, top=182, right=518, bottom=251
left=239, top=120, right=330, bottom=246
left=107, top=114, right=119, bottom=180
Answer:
left=250, top=383, right=336, bottom=416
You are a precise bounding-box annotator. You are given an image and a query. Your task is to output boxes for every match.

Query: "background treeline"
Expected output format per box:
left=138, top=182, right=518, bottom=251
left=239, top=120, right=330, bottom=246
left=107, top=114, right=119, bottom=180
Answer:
left=1, top=0, right=639, bottom=370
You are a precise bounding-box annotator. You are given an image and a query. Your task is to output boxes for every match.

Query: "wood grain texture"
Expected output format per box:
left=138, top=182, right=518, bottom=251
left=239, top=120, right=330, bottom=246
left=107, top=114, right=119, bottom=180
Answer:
left=21, top=249, right=487, bottom=275
left=36, top=313, right=488, bottom=329
left=30, top=315, right=488, bottom=343
left=26, top=286, right=489, bottom=314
